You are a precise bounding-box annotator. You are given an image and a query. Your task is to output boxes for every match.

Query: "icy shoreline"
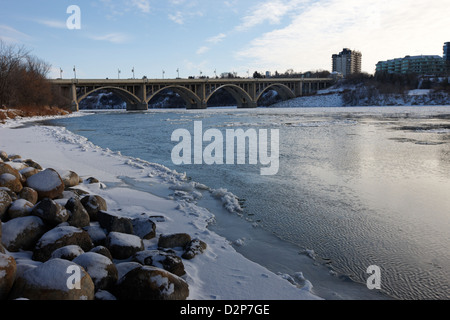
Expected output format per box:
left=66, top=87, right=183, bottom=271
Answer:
left=0, top=114, right=322, bottom=300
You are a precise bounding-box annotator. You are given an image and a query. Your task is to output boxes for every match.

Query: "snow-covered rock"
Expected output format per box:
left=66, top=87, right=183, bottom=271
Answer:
left=73, top=252, right=118, bottom=291
left=9, top=258, right=95, bottom=300
left=105, top=232, right=144, bottom=260
left=1, top=216, right=46, bottom=252
left=26, top=168, right=65, bottom=200
left=114, top=265, right=189, bottom=300
left=33, top=226, right=93, bottom=262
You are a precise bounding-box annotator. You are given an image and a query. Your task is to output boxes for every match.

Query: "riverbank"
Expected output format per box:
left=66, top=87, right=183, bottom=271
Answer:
left=0, top=106, right=71, bottom=124
left=0, top=114, right=323, bottom=300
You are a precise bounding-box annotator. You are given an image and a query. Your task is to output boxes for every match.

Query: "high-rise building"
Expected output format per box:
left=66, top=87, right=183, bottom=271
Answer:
left=444, top=42, right=450, bottom=61
left=332, top=48, right=362, bottom=77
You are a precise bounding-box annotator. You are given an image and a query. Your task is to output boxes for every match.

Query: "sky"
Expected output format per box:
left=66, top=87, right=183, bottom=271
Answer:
left=0, top=0, right=449, bottom=79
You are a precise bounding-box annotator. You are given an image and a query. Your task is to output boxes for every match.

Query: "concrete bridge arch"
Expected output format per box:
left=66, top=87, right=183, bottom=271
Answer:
left=256, top=83, right=296, bottom=103
left=146, top=85, right=202, bottom=109
left=77, top=86, right=143, bottom=110
left=206, top=84, right=255, bottom=108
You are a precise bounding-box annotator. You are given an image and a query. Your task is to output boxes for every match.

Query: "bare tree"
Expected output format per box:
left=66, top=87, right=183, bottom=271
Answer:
left=0, top=40, right=53, bottom=108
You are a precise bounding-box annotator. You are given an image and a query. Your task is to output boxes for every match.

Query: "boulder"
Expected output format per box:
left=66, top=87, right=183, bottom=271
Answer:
left=0, top=189, right=12, bottom=220
left=19, top=167, right=40, bottom=179
left=0, top=151, right=8, bottom=162
left=132, top=216, right=156, bottom=240
left=0, top=253, right=16, bottom=300
left=182, top=239, right=208, bottom=260
left=65, top=197, right=90, bottom=228
left=73, top=252, right=118, bottom=291
left=133, top=250, right=186, bottom=277
left=114, top=266, right=189, bottom=300
left=7, top=199, right=34, bottom=220
left=0, top=163, right=21, bottom=180
left=97, top=211, right=133, bottom=235
left=23, top=159, right=43, bottom=170
left=115, top=262, right=142, bottom=281
left=26, top=168, right=65, bottom=200
left=84, top=177, right=99, bottom=184
left=58, top=170, right=80, bottom=189
left=83, top=224, right=107, bottom=247
left=1, top=216, right=47, bottom=252
left=80, top=195, right=107, bottom=221
left=19, top=187, right=38, bottom=205
left=0, top=173, right=23, bottom=193
left=31, top=198, right=69, bottom=227
left=33, top=226, right=93, bottom=262
left=9, top=258, right=95, bottom=300
left=90, top=246, right=113, bottom=260
left=105, top=232, right=144, bottom=260
left=51, top=245, right=85, bottom=261
left=158, top=233, right=192, bottom=249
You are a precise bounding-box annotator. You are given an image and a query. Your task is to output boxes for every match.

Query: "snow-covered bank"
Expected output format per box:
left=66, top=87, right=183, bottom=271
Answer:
left=270, top=86, right=450, bottom=108
left=0, top=115, right=321, bottom=300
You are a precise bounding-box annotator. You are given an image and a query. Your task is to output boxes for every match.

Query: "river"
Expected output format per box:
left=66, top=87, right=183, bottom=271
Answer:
left=46, top=106, right=450, bottom=300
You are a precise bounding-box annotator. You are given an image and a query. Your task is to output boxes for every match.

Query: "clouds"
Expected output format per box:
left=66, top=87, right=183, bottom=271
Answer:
left=89, top=33, right=131, bottom=44
left=0, top=25, right=30, bottom=44
left=234, top=0, right=450, bottom=73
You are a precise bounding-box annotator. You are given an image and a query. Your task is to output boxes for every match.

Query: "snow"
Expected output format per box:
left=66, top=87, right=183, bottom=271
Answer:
left=0, top=114, right=322, bottom=300
left=26, top=169, right=62, bottom=192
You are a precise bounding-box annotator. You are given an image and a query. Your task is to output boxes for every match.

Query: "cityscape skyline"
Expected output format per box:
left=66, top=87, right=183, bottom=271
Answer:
left=0, top=1, right=449, bottom=79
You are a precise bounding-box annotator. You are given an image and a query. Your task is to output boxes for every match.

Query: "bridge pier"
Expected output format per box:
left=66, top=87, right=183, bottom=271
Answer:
left=126, top=102, right=149, bottom=111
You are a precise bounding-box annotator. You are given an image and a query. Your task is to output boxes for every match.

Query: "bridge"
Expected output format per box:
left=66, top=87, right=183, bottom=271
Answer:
left=50, top=77, right=334, bottom=111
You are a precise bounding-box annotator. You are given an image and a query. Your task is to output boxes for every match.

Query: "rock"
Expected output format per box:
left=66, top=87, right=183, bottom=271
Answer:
left=80, top=195, right=107, bottom=221
left=97, top=211, right=133, bottom=234
left=0, top=173, right=23, bottom=193
left=33, top=226, right=93, bottom=262
left=0, top=253, right=16, bottom=300
left=105, top=232, right=144, bottom=260
left=0, top=189, right=12, bottom=220
left=90, top=246, right=113, bottom=260
left=73, top=252, right=118, bottom=291
left=26, top=168, right=65, bottom=200
left=7, top=199, right=34, bottom=219
left=133, top=250, right=186, bottom=277
left=1, top=216, right=47, bottom=252
left=31, top=198, right=69, bottom=227
left=182, top=239, right=208, bottom=260
left=114, top=266, right=189, bottom=300
left=115, top=262, right=142, bottom=281
left=23, top=159, right=43, bottom=170
left=7, top=154, right=21, bottom=161
left=0, top=244, right=4, bottom=254
left=85, top=177, right=99, bottom=184
left=51, top=245, right=85, bottom=261
left=58, top=170, right=80, bottom=189
left=9, top=258, right=95, bottom=300
left=132, top=216, right=156, bottom=240
left=19, top=167, right=40, bottom=179
left=83, top=224, right=107, bottom=247
left=158, top=233, right=192, bottom=249
left=0, top=151, right=8, bottom=162
left=0, top=163, right=21, bottom=180
left=19, top=187, right=38, bottom=205
left=65, top=197, right=90, bottom=228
